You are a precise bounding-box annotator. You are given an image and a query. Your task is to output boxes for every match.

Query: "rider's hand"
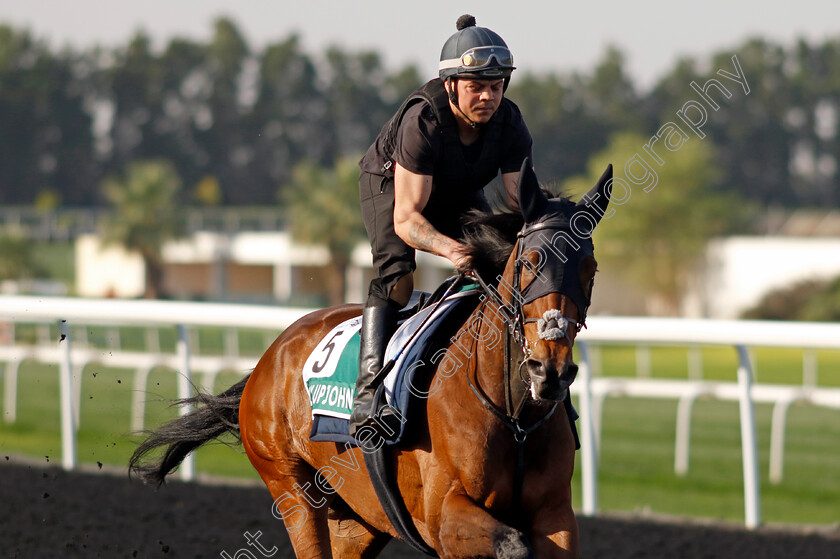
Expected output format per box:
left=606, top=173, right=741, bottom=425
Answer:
left=450, top=244, right=472, bottom=273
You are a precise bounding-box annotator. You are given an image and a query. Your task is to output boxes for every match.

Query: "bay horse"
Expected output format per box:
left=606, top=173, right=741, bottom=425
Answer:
left=130, top=160, right=612, bottom=558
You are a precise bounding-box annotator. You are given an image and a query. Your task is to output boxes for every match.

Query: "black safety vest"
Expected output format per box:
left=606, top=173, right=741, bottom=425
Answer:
left=359, top=78, right=520, bottom=203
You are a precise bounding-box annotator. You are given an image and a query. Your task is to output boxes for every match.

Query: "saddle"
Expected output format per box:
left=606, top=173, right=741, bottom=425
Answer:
left=302, top=276, right=481, bottom=445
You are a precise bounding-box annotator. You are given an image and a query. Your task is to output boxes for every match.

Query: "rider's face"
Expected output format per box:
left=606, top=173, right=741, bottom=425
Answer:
left=452, top=78, right=505, bottom=124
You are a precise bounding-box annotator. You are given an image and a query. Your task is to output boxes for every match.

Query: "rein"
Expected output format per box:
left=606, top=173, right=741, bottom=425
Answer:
left=465, top=218, right=582, bottom=520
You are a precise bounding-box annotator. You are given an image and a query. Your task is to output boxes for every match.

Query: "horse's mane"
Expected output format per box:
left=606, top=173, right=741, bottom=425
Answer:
left=460, top=192, right=577, bottom=281
left=461, top=206, right=524, bottom=281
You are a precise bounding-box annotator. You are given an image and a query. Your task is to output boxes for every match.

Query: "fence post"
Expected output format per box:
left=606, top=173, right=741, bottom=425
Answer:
left=131, top=366, right=152, bottom=432
left=687, top=346, right=703, bottom=380
left=576, top=341, right=598, bottom=516
left=72, top=359, right=83, bottom=429
left=58, top=320, right=77, bottom=471
left=674, top=390, right=700, bottom=476
left=592, top=391, right=607, bottom=459
left=803, top=350, right=818, bottom=387
left=735, top=344, right=761, bottom=529
left=3, top=360, right=20, bottom=424
left=636, top=345, right=652, bottom=377
left=176, top=324, right=196, bottom=481
left=769, top=396, right=794, bottom=484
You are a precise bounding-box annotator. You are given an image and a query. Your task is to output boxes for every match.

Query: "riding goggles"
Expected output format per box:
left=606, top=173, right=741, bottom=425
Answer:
left=439, top=46, right=514, bottom=72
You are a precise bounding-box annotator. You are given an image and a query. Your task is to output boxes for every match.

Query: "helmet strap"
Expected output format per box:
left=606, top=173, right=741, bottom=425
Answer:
left=445, top=78, right=481, bottom=129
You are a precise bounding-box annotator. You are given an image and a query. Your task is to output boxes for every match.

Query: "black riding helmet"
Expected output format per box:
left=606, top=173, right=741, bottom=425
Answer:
left=439, top=15, right=515, bottom=85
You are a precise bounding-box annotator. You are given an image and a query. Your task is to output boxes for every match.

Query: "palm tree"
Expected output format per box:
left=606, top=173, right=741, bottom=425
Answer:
left=281, top=157, right=368, bottom=306
left=100, top=160, right=184, bottom=299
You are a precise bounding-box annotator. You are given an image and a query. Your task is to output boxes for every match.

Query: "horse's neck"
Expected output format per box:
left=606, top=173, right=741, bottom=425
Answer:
left=453, top=298, right=528, bottom=417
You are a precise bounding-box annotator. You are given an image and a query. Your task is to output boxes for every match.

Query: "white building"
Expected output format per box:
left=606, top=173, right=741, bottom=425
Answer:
left=76, top=228, right=840, bottom=318
left=697, top=236, right=840, bottom=318
left=75, top=232, right=454, bottom=305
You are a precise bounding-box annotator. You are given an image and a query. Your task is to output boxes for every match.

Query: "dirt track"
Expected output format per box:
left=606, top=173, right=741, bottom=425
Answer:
left=2, top=460, right=839, bottom=558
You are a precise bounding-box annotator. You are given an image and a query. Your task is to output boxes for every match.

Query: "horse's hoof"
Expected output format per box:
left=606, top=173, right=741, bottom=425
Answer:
left=492, top=526, right=533, bottom=559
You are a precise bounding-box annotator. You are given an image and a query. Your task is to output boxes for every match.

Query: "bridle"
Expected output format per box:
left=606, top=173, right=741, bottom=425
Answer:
left=467, top=217, right=590, bottom=520
left=470, top=217, right=586, bottom=366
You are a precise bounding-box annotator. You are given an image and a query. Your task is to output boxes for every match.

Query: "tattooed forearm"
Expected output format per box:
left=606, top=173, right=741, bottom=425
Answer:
left=395, top=210, right=468, bottom=268
left=407, top=219, right=457, bottom=256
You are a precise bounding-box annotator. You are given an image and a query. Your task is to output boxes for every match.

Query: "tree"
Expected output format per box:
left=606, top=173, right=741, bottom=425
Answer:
left=100, top=160, right=184, bottom=299
left=197, top=18, right=255, bottom=204
left=743, top=275, right=840, bottom=322
left=249, top=34, right=326, bottom=198
left=6, top=19, right=840, bottom=210
left=281, top=157, right=368, bottom=306
left=508, top=72, right=610, bottom=184
left=563, top=131, right=751, bottom=315
left=586, top=45, right=645, bottom=132
left=646, top=37, right=840, bottom=206
left=507, top=45, right=644, bottom=184
left=0, top=25, right=94, bottom=204
left=322, top=47, right=399, bottom=156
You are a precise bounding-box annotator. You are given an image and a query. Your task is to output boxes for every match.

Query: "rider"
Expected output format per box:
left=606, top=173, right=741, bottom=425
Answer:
left=350, top=14, right=533, bottom=438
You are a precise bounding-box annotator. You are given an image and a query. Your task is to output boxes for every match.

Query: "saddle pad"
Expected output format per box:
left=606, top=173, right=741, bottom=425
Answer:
left=301, top=315, right=363, bottom=420
left=302, top=285, right=480, bottom=444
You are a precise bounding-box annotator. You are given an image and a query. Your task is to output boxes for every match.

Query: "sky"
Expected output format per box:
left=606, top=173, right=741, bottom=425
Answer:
left=0, top=0, right=837, bottom=89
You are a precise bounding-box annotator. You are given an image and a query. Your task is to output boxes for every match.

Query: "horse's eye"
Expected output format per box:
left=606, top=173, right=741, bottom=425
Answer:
left=518, top=250, right=543, bottom=290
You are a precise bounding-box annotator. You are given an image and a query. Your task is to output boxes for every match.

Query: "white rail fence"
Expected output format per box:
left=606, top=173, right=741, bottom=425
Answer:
left=576, top=318, right=840, bottom=529
left=1, top=296, right=839, bottom=529
left=0, top=296, right=309, bottom=480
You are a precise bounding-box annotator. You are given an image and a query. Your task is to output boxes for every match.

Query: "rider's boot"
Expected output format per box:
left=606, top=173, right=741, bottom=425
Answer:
left=349, top=299, right=401, bottom=440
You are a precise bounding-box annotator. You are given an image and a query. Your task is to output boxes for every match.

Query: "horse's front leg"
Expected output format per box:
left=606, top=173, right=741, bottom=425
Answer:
left=437, top=492, right=533, bottom=559
left=528, top=503, right=579, bottom=558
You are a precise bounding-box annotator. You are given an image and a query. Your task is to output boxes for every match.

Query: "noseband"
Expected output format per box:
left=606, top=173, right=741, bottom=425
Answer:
left=535, top=309, right=574, bottom=343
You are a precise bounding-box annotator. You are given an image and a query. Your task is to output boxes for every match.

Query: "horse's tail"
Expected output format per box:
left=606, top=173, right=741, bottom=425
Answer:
left=129, top=374, right=250, bottom=486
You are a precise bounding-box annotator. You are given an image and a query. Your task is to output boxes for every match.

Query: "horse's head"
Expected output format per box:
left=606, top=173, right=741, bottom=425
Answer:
left=506, top=159, right=612, bottom=402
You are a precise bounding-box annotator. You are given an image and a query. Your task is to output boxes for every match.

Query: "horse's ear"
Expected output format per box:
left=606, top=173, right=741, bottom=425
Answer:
left=574, top=163, right=613, bottom=226
left=517, top=158, right=548, bottom=223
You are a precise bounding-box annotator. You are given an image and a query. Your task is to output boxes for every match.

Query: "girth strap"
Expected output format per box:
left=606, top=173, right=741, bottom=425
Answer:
left=363, top=448, right=438, bottom=556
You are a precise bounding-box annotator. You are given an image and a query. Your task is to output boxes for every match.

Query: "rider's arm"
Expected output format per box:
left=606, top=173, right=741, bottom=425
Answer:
left=502, top=171, right=521, bottom=210
left=393, top=163, right=470, bottom=270
left=500, top=102, right=533, bottom=210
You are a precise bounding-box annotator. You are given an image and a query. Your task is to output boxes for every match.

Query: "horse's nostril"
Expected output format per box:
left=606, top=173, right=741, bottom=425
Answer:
left=525, top=359, right=566, bottom=386
left=560, top=362, right=578, bottom=387
left=525, top=358, right=549, bottom=379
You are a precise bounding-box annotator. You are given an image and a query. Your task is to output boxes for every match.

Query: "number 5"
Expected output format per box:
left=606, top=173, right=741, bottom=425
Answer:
left=312, top=330, right=343, bottom=373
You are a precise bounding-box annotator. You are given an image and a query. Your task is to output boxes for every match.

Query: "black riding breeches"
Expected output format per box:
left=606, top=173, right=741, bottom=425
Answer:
left=360, top=172, right=415, bottom=304
left=359, top=170, right=492, bottom=305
